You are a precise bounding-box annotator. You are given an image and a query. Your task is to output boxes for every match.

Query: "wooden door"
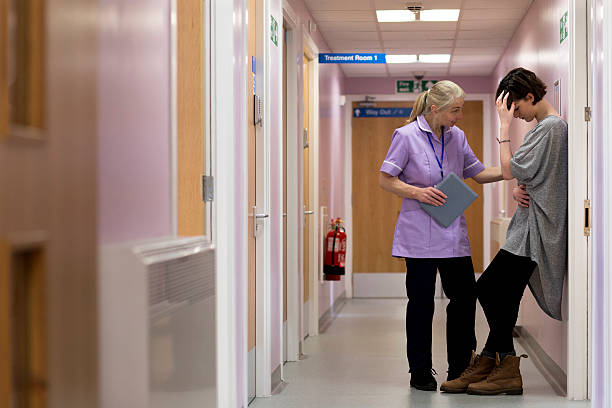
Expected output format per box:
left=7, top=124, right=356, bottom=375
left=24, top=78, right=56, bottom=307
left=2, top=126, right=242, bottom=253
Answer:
left=352, top=100, right=484, bottom=274
left=1, top=246, right=47, bottom=408
left=247, top=0, right=258, bottom=400
left=302, top=54, right=311, bottom=326
left=456, top=101, right=484, bottom=273
left=177, top=0, right=206, bottom=236
left=352, top=101, right=408, bottom=274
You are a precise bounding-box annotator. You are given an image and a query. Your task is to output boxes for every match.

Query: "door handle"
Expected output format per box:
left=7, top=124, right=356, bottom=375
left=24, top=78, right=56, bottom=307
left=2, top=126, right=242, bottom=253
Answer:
left=304, top=210, right=314, bottom=215
left=253, top=206, right=269, bottom=238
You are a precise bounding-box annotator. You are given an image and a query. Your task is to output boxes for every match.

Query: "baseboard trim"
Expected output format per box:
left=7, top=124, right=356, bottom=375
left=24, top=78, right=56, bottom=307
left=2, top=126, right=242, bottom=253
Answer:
left=514, top=325, right=567, bottom=396
left=319, top=291, right=347, bottom=333
left=271, top=364, right=285, bottom=395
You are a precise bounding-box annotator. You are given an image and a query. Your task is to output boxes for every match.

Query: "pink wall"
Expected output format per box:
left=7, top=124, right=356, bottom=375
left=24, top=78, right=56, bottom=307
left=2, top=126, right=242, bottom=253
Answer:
left=98, top=0, right=172, bottom=245
left=344, top=75, right=493, bottom=95
left=490, top=0, right=569, bottom=373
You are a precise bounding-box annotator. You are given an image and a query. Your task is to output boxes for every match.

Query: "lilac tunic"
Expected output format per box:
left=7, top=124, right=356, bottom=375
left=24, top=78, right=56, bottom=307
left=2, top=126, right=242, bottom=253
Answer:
left=380, top=115, right=485, bottom=258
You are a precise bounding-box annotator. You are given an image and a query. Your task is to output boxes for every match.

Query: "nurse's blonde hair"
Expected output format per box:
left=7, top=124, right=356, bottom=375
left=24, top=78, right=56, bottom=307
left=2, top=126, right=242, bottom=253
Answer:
left=407, top=80, right=466, bottom=124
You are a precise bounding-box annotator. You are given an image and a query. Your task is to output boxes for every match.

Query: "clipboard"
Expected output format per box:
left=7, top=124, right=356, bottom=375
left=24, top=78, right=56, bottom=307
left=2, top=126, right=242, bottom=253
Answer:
left=420, top=172, right=478, bottom=228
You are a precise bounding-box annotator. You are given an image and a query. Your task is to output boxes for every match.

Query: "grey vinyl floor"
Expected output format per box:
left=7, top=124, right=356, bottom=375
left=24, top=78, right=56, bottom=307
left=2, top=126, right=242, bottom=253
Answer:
left=250, top=298, right=590, bottom=408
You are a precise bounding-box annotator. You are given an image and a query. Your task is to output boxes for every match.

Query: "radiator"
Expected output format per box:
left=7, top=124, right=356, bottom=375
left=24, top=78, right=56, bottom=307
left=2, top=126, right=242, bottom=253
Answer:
left=100, top=237, right=216, bottom=408
left=490, top=217, right=511, bottom=256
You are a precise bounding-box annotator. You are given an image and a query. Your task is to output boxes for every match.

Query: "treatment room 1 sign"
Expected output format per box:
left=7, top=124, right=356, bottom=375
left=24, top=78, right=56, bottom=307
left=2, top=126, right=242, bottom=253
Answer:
left=319, top=53, right=387, bottom=64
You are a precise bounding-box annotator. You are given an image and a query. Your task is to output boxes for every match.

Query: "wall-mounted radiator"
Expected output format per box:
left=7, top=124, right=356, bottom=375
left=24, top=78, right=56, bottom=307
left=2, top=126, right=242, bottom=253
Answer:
left=100, top=237, right=216, bottom=408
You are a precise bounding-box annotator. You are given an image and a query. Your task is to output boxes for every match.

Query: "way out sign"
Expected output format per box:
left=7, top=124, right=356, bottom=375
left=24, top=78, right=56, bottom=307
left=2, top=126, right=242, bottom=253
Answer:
left=396, top=79, right=439, bottom=94
left=353, top=107, right=413, bottom=118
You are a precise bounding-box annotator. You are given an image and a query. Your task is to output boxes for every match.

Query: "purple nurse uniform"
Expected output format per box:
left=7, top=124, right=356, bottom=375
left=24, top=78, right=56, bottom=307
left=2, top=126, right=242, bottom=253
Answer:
left=380, top=115, right=485, bottom=259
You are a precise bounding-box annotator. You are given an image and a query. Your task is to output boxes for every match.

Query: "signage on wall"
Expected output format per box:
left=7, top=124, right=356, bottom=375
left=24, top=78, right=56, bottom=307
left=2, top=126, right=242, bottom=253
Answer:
left=396, top=79, right=439, bottom=94
left=353, top=107, right=413, bottom=118
left=271, top=15, right=279, bottom=47
left=560, top=11, right=568, bottom=43
left=319, top=53, right=387, bottom=64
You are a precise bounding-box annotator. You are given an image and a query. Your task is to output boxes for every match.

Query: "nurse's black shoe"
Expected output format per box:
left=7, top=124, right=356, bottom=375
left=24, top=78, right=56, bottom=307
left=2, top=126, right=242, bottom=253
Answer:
left=410, top=368, right=438, bottom=391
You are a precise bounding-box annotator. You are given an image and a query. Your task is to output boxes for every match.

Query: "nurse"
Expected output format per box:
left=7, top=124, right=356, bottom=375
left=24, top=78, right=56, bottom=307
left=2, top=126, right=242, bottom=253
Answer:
left=379, top=80, right=502, bottom=391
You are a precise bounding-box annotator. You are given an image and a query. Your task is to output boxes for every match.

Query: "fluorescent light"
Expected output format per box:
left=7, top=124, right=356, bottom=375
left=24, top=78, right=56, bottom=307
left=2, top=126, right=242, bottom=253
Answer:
left=376, top=10, right=415, bottom=22
left=376, top=9, right=460, bottom=22
left=420, top=9, right=460, bottom=21
left=386, top=55, right=418, bottom=64
left=418, top=54, right=451, bottom=63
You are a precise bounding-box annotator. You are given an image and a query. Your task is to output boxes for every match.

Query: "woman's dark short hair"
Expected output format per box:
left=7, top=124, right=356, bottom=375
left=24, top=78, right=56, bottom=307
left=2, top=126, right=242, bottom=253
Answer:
left=495, top=67, right=547, bottom=109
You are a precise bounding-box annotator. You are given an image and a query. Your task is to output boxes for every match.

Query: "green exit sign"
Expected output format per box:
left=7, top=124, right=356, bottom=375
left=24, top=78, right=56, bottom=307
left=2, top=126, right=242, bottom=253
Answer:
left=396, top=79, right=438, bottom=94
left=560, top=11, right=568, bottom=43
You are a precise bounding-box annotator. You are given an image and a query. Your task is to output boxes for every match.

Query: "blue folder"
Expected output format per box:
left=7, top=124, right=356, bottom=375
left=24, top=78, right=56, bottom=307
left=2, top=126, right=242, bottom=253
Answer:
left=420, top=172, right=478, bottom=228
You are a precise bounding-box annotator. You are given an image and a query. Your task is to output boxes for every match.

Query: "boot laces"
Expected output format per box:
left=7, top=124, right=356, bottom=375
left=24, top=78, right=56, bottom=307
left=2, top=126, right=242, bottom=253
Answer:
left=460, top=356, right=479, bottom=377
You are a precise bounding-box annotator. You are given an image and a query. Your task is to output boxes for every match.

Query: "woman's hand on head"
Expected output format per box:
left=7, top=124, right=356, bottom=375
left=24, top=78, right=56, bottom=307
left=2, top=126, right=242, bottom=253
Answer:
left=415, top=187, right=447, bottom=206
left=513, top=184, right=530, bottom=208
left=496, top=91, right=515, bottom=128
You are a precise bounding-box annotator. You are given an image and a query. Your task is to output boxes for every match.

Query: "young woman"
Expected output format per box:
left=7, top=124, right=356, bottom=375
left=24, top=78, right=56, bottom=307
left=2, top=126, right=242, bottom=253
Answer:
left=379, top=80, right=502, bottom=391
left=440, top=68, right=568, bottom=395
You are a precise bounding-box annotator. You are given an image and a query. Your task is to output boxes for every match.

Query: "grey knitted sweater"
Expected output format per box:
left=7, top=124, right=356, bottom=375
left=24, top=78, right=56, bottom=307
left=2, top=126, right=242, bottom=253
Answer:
left=502, top=115, right=568, bottom=320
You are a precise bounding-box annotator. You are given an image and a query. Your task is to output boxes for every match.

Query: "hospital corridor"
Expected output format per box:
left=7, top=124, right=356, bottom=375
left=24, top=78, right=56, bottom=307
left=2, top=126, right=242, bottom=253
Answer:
left=1, top=0, right=611, bottom=407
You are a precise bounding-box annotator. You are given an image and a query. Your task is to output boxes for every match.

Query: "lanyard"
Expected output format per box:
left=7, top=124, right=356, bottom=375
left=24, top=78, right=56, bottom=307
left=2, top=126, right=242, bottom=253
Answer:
left=426, top=129, right=445, bottom=178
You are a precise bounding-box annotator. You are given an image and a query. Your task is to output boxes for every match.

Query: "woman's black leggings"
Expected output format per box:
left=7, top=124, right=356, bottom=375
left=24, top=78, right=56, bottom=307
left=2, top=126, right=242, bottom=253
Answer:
left=477, top=249, right=537, bottom=354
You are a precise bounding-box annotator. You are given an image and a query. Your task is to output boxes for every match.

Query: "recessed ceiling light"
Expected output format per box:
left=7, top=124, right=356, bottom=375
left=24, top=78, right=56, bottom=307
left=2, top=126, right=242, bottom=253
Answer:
left=376, top=10, right=415, bottom=23
left=386, top=55, right=418, bottom=64
left=376, top=9, right=460, bottom=22
left=420, top=9, right=460, bottom=21
left=418, top=54, right=451, bottom=63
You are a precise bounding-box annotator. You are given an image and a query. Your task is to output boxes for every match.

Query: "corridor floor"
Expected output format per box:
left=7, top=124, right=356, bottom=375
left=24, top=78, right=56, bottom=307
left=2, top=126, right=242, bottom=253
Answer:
left=251, top=298, right=590, bottom=408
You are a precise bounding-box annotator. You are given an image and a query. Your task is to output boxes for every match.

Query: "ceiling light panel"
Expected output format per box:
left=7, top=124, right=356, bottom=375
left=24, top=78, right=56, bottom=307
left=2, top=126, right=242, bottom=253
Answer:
left=420, top=9, right=460, bottom=21
left=386, top=54, right=418, bottom=63
left=379, top=22, right=458, bottom=32
left=418, top=54, right=451, bottom=63
left=376, top=10, right=415, bottom=22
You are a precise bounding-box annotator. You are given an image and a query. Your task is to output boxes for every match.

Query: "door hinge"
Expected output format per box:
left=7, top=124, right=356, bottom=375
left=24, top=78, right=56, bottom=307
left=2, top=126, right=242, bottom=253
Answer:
left=202, top=175, right=214, bottom=202
left=584, top=199, right=591, bottom=236
left=303, top=128, right=309, bottom=149
left=585, top=106, right=592, bottom=122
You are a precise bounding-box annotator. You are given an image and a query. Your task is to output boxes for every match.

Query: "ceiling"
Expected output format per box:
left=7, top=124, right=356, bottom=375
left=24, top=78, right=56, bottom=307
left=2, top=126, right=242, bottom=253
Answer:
left=303, top=0, right=533, bottom=77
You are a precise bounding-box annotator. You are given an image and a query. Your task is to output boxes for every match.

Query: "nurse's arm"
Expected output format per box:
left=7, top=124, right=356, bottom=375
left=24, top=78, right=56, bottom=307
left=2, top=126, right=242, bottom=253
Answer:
left=471, top=166, right=503, bottom=184
left=379, top=171, right=446, bottom=206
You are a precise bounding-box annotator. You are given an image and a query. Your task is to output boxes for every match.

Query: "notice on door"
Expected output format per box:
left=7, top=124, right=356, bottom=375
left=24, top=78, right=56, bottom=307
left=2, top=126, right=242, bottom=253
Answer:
left=353, top=107, right=413, bottom=118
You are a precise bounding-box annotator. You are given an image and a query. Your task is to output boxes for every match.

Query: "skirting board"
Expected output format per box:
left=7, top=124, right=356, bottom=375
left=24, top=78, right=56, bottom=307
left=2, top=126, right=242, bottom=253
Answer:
left=514, top=325, right=567, bottom=396
left=319, top=291, right=347, bottom=333
left=353, top=273, right=446, bottom=298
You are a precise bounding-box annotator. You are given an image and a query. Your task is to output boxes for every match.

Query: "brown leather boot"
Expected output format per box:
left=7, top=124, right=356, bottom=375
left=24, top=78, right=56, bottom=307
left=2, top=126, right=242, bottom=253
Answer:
left=439, top=351, right=496, bottom=393
left=467, top=353, right=528, bottom=395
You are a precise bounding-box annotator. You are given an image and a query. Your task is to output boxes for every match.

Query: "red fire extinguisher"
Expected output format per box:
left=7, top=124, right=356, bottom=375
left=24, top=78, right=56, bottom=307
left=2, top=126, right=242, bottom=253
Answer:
left=324, top=218, right=346, bottom=281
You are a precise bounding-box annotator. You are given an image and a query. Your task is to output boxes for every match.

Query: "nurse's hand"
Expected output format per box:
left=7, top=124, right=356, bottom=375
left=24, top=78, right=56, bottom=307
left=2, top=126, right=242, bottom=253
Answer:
left=416, top=187, right=447, bottom=206
left=513, top=184, right=530, bottom=208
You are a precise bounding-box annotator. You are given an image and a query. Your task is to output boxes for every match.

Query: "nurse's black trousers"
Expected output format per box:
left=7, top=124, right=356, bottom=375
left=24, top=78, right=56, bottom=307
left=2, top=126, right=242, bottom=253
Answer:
left=404, top=256, right=476, bottom=378
left=477, top=249, right=537, bottom=354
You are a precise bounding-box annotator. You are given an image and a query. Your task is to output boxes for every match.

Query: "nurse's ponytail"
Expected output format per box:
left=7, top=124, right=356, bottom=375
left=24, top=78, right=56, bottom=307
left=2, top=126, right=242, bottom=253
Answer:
left=407, top=80, right=466, bottom=124
left=407, top=91, right=429, bottom=124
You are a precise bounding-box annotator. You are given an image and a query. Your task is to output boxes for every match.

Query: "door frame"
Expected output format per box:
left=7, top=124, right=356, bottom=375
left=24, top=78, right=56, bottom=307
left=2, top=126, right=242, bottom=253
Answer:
left=210, top=0, right=246, bottom=405
left=343, top=93, right=493, bottom=296
left=567, top=0, right=591, bottom=400
left=282, top=0, right=300, bottom=363
left=591, top=0, right=612, bottom=405
left=302, top=31, right=320, bottom=338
